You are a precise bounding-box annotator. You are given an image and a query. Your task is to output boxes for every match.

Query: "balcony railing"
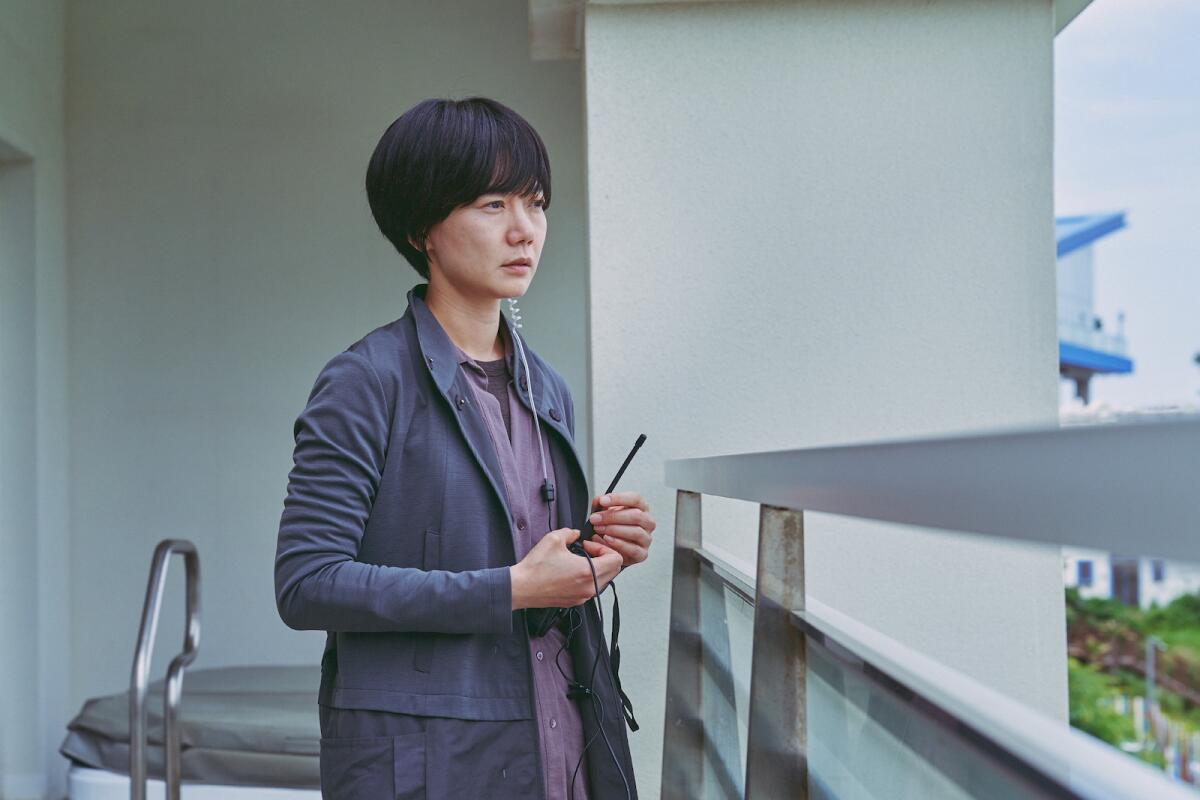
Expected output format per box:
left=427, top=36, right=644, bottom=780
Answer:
left=661, top=416, right=1200, bottom=799
left=1058, top=316, right=1128, bottom=358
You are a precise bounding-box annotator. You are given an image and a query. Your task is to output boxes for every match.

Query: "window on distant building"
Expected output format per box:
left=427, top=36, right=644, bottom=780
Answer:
left=1078, top=560, right=1094, bottom=587
left=1152, top=560, right=1165, bottom=583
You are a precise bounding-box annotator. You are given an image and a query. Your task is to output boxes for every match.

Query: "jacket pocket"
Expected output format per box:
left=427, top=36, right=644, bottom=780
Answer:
left=320, top=732, right=426, bottom=800
left=413, top=529, right=441, bottom=673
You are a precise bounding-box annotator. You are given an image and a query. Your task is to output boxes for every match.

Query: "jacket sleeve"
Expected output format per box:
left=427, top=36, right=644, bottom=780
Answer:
left=274, top=349, right=513, bottom=635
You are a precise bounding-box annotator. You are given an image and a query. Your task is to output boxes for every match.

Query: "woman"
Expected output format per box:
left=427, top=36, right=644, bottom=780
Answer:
left=274, top=97, right=656, bottom=799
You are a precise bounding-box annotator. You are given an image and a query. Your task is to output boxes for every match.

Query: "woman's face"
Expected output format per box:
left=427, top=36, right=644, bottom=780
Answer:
left=422, top=190, right=547, bottom=301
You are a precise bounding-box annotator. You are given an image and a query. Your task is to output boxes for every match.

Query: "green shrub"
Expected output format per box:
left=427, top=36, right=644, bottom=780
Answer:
left=1068, top=658, right=1137, bottom=746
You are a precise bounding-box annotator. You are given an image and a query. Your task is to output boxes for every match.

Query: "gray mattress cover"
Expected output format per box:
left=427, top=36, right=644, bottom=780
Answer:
left=60, top=665, right=320, bottom=788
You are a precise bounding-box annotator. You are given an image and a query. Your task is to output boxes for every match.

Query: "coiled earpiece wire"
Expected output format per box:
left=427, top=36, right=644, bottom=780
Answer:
left=506, top=297, right=554, bottom=511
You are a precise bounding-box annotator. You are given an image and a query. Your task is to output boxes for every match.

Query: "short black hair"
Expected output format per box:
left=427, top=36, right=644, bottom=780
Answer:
left=365, top=97, right=553, bottom=279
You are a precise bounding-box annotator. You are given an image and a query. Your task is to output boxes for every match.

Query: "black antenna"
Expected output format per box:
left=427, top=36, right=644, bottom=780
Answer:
left=604, top=434, right=646, bottom=495
left=580, top=434, right=646, bottom=542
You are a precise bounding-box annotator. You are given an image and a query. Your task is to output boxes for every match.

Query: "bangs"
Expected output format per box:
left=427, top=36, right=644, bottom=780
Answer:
left=453, top=106, right=552, bottom=206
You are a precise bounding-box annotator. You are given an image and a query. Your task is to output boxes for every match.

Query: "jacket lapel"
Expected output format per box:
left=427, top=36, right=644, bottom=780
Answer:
left=406, top=285, right=514, bottom=534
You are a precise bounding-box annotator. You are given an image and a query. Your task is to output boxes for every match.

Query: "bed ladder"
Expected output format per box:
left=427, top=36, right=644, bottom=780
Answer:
left=129, top=539, right=201, bottom=800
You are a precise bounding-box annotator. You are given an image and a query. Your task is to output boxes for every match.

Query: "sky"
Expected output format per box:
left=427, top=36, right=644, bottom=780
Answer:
left=1054, top=0, right=1200, bottom=409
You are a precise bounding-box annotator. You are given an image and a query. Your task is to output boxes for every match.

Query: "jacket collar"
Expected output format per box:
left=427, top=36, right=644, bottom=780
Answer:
left=405, top=283, right=589, bottom=519
left=405, top=283, right=541, bottom=408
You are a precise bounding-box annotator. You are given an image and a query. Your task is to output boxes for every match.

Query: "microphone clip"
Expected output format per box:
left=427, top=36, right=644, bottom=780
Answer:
left=566, top=682, right=593, bottom=700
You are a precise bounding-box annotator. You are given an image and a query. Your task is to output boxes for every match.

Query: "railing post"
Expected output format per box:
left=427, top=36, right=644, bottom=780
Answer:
left=745, top=505, right=807, bottom=799
left=661, top=490, right=704, bottom=799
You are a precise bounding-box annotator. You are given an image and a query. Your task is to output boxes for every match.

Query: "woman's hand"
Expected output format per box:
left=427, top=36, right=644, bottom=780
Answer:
left=510, top=528, right=623, bottom=610
left=588, top=491, right=656, bottom=568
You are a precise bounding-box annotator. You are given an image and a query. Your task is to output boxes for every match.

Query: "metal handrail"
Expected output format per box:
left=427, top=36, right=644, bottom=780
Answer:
left=665, top=415, right=1200, bottom=563
left=129, top=539, right=201, bottom=800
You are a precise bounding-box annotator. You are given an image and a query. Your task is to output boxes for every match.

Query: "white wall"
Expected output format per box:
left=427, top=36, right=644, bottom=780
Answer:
left=1063, top=546, right=1112, bottom=600
left=65, top=0, right=588, bottom=767
left=0, top=3, right=69, bottom=799
left=584, top=0, right=1067, bottom=792
left=1140, top=559, right=1200, bottom=610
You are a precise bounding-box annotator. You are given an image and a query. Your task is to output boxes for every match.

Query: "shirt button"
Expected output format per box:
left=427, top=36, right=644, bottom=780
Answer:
left=456, top=396, right=466, bottom=409
left=549, top=408, right=562, bottom=422
left=517, top=518, right=527, bottom=531
left=550, top=718, right=558, bottom=729
left=519, top=375, right=528, bottom=390
left=536, top=650, right=544, bottom=661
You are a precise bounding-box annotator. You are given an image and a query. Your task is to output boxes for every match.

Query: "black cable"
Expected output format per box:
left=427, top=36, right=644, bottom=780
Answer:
left=552, top=577, right=600, bottom=799
left=557, top=609, right=590, bottom=800
left=545, top=492, right=630, bottom=799
left=534, top=431, right=643, bottom=798
left=566, top=542, right=631, bottom=800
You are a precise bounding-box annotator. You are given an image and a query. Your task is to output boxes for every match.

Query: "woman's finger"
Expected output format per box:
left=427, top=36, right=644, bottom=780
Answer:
left=597, top=491, right=649, bottom=512
left=598, top=535, right=648, bottom=565
left=580, top=538, right=619, bottom=557
left=593, top=524, right=651, bottom=549
left=590, top=507, right=651, bottom=528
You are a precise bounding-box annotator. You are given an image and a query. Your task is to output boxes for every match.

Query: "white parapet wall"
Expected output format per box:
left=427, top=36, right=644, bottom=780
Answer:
left=583, top=0, right=1067, bottom=790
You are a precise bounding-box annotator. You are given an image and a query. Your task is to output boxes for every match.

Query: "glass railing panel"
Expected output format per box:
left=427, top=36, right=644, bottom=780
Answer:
left=806, top=626, right=1068, bottom=799
left=697, top=553, right=755, bottom=799
left=678, top=544, right=1197, bottom=800
left=798, top=600, right=1200, bottom=800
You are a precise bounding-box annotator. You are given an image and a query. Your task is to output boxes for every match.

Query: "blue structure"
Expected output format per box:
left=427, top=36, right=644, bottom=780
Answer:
left=1056, top=212, right=1127, bottom=259
left=1055, top=212, right=1131, bottom=404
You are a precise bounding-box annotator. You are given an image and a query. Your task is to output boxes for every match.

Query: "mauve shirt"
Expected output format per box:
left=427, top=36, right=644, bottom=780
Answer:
left=452, top=325, right=592, bottom=800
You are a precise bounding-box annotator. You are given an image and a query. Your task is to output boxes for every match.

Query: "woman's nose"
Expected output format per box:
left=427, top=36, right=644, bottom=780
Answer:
left=508, top=205, right=538, bottom=242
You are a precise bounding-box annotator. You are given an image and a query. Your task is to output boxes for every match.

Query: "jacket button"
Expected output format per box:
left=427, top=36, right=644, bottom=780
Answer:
left=549, top=408, right=561, bottom=422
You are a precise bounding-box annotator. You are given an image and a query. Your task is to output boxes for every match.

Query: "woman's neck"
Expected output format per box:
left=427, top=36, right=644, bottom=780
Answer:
left=424, top=276, right=505, bottom=361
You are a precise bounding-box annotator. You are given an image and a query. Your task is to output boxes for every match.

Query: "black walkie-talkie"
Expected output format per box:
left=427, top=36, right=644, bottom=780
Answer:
left=525, top=434, right=647, bottom=637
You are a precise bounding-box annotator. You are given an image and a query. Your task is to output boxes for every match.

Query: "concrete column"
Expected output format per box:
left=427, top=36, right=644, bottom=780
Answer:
left=583, top=0, right=1066, bottom=790
left=0, top=2, right=69, bottom=798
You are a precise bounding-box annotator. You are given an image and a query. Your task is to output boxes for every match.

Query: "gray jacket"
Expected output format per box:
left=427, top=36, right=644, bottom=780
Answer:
left=274, top=284, right=637, bottom=798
